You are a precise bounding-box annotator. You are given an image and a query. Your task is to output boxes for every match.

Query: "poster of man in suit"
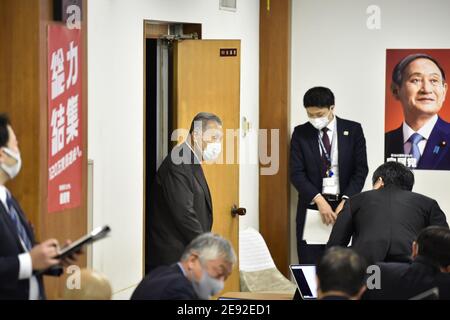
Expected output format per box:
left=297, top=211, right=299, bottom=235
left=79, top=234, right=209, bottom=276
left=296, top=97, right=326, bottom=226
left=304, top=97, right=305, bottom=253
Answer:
left=385, top=49, right=450, bottom=170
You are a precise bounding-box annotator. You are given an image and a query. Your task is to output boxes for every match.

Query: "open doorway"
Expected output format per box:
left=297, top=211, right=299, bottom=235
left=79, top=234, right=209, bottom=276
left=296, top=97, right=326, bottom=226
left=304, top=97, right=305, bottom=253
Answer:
left=143, top=21, right=202, bottom=274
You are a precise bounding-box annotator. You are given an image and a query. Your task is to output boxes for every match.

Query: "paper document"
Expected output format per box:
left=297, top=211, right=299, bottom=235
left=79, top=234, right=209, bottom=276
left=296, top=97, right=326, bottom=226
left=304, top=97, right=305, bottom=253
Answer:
left=303, top=209, right=333, bottom=244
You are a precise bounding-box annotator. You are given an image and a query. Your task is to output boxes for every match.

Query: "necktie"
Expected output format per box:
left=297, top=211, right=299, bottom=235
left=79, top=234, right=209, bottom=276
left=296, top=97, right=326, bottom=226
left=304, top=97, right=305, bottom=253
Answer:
left=409, top=133, right=424, bottom=166
left=321, top=127, right=331, bottom=176
left=6, top=192, right=32, bottom=251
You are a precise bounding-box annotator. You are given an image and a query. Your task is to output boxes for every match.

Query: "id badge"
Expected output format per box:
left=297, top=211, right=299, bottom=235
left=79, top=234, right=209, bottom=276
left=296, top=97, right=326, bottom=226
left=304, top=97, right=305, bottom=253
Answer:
left=322, top=177, right=338, bottom=195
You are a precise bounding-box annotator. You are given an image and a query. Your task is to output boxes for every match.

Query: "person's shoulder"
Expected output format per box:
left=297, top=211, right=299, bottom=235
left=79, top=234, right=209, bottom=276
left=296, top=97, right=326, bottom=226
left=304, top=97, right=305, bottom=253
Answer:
left=350, top=189, right=376, bottom=201
left=385, top=125, right=403, bottom=138
left=293, top=122, right=313, bottom=133
left=402, top=189, right=436, bottom=204
left=436, top=117, right=450, bottom=134
left=336, top=117, right=361, bottom=128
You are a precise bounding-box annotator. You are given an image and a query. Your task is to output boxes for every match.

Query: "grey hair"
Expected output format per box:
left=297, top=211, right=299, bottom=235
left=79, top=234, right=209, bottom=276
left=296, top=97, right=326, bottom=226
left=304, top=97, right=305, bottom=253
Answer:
left=181, top=233, right=236, bottom=265
left=189, top=112, right=222, bottom=134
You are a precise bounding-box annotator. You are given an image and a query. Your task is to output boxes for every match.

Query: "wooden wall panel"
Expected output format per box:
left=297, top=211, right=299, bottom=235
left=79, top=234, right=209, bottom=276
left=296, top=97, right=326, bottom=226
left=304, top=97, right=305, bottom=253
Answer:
left=259, top=0, right=291, bottom=276
left=0, top=0, right=88, bottom=299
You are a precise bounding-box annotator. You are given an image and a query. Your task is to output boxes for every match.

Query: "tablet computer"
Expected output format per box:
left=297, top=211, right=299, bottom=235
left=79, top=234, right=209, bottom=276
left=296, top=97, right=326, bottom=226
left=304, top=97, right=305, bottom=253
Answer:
left=56, top=225, right=111, bottom=259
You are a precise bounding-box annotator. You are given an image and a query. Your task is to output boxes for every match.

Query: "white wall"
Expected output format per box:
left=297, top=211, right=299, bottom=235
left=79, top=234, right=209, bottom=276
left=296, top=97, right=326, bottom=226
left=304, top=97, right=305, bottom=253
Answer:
left=291, top=0, right=450, bottom=264
left=87, top=0, right=260, bottom=299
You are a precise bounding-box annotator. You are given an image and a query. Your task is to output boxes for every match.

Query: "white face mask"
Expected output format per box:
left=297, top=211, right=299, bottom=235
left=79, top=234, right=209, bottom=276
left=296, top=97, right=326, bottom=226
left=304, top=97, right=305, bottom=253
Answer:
left=203, top=142, right=222, bottom=161
left=0, top=147, right=22, bottom=179
left=309, top=116, right=330, bottom=130
left=195, top=138, right=222, bottom=162
left=191, top=269, right=224, bottom=300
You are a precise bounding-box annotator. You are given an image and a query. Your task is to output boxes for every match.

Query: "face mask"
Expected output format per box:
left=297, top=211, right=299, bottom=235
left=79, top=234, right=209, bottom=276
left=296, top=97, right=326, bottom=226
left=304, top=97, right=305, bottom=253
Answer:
left=191, top=268, right=224, bottom=300
left=203, top=142, right=221, bottom=161
left=195, top=138, right=222, bottom=162
left=309, top=116, right=330, bottom=130
left=0, top=147, right=22, bottom=179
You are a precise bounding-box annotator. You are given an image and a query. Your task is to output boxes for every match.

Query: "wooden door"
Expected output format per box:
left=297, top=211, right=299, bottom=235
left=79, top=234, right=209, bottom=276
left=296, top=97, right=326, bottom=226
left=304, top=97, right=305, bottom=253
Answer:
left=173, top=40, right=241, bottom=292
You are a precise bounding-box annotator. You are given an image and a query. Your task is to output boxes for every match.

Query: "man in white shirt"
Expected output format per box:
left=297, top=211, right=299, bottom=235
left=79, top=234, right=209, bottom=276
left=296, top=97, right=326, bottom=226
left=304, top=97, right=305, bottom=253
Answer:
left=0, top=114, right=75, bottom=300
left=385, top=53, right=450, bottom=170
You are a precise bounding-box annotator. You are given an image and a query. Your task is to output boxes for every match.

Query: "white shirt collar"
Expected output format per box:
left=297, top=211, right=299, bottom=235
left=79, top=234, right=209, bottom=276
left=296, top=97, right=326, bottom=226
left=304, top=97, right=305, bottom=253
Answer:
left=326, top=115, right=336, bottom=132
left=0, top=184, right=9, bottom=210
left=402, top=114, right=438, bottom=144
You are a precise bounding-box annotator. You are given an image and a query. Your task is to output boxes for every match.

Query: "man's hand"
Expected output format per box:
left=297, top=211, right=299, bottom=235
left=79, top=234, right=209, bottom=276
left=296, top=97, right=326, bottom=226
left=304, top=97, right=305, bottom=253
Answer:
left=315, top=195, right=337, bottom=226
left=59, top=240, right=83, bottom=267
left=335, top=199, right=346, bottom=216
left=30, top=239, right=60, bottom=271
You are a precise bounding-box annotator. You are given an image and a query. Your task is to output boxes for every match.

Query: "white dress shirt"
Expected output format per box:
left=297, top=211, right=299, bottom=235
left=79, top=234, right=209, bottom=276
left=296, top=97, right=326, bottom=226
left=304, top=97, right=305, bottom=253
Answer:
left=402, top=114, right=438, bottom=156
left=0, top=185, right=40, bottom=300
left=312, top=116, right=345, bottom=202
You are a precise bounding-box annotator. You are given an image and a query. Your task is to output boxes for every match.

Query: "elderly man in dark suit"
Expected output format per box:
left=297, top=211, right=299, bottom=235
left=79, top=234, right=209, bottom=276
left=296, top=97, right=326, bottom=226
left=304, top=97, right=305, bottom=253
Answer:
left=385, top=53, right=450, bottom=170
left=133, top=233, right=235, bottom=300
left=147, top=113, right=223, bottom=271
left=290, top=87, right=368, bottom=264
left=328, top=162, right=448, bottom=264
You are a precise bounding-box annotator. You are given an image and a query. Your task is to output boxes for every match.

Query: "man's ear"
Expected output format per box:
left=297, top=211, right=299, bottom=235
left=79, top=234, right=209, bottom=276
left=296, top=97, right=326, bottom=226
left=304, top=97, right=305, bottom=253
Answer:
left=411, top=241, right=419, bottom=260
left=443, top=82, right=448, bottom=102
left=0, top=148, right=6, bottom=164
left=391, top=84, right=400, bottom=100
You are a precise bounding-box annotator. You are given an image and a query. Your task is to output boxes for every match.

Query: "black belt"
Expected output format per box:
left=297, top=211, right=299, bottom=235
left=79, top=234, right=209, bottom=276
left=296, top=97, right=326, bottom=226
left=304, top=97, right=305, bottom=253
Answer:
left=324, top=194, right=340, bottom=202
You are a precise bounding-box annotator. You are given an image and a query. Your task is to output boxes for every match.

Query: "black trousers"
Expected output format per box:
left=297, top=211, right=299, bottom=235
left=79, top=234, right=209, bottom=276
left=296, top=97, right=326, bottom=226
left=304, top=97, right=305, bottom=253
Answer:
left=296, top=199, right=339, bottom=264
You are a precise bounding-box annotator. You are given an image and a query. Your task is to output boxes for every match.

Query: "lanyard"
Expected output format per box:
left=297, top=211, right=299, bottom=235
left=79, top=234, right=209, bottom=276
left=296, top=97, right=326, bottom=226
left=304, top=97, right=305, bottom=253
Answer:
left=318, top=132, right=332, bottom=165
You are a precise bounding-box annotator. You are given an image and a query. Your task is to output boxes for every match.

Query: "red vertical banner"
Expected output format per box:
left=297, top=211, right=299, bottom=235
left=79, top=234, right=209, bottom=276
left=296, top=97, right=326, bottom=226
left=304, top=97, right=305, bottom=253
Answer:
left=47, top=25, right=83, bottom=213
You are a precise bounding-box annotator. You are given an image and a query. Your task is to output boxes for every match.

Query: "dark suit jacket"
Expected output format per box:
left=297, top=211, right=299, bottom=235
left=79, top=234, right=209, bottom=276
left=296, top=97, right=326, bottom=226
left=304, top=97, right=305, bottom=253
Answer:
left=385, top=117, right=450, bottom=170
left=147, top=142, right=213, bottom=269
left=131, top=264, right=199, bottom=300
left=363, top=256, right=450, bottom=300
left=327, top=185, right=449, bottom=264
left=0, top=195, right=45, bottom=300
left=290, top=117, right=368, bottom=238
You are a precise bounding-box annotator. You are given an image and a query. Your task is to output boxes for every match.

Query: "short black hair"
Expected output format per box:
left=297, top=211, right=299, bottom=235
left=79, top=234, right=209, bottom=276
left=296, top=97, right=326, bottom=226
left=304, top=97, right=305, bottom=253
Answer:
left=189, top=112, right=222, bottom=134
left=0, top=114, right=11, bottom=148
left=392, top=53, right=446, bottom=88
left=372, top=162, right=415, bottom=191
left=303, top=87, right=335, bottom=109
left=417, top=226, right=450, bottom=268
left=316, top=247, right=367, bottom=297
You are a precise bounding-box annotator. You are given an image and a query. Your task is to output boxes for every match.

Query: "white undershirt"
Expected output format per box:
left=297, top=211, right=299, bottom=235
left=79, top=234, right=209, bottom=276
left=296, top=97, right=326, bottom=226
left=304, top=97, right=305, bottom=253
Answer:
left=0, top=185, right=40, bottom=300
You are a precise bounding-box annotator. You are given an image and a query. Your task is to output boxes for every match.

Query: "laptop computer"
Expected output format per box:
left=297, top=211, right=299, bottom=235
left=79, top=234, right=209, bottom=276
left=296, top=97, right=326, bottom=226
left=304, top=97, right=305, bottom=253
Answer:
left=289, top=264, right=318, bottom=300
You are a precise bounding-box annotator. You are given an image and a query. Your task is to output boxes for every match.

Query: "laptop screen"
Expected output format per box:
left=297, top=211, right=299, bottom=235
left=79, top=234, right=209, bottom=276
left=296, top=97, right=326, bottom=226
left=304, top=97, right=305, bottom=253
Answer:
left=290, top=265, right=318, bottom=299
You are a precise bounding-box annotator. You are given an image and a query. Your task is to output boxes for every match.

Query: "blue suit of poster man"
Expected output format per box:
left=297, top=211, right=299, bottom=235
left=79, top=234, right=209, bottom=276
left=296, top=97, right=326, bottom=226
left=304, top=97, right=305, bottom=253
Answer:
left=385, top=53, right=450, bottom=170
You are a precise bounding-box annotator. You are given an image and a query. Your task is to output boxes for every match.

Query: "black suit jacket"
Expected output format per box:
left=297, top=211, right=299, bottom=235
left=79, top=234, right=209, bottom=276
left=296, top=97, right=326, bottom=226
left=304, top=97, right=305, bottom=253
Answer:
left=328, top=185, right=449, bottom=264
left=0, top=195, right=45, bottom=300
left=131, top=264, right=199, bottom=300
left=363, top=257, right=450, bottom=300
left=147, top=142, right=213, bottom=269
left=385, top=117, right=450, bottom=170
left=290, top=117, right=368, bottom=238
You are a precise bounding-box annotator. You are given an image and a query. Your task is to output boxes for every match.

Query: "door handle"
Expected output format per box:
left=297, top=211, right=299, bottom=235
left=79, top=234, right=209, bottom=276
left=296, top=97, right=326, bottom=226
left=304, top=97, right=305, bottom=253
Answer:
left=231, top=205, right=246, bottom=217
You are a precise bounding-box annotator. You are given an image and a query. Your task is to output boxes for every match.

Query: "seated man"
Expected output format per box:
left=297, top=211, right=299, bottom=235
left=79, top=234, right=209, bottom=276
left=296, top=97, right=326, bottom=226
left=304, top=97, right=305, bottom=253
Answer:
left=328, top=162, right=448, bottom=264
left=364, top=226, right=450, bottom=300
left=316, top=247, right=367, bottom=300
left=131, top=233, right=235, bottom=300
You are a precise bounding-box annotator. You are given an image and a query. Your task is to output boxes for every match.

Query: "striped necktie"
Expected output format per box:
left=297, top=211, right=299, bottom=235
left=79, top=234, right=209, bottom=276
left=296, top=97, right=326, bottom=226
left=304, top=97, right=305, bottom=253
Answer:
left=408, top=133, right=424, bottom=166
left=6, top=192, right=32, bottom=251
